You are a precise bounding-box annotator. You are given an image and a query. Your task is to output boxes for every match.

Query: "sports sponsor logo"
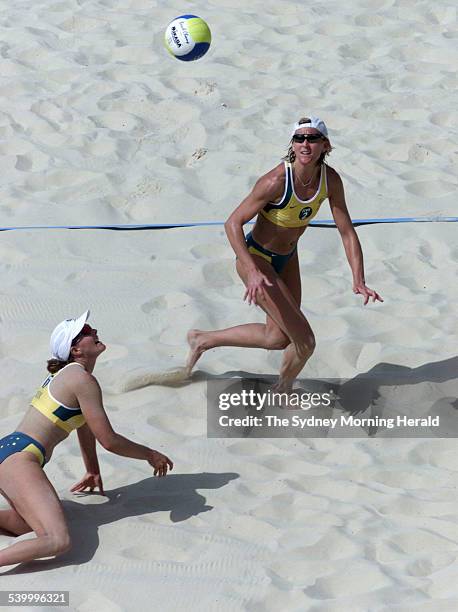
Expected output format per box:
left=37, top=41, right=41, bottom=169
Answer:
left=171, top=26, right=181, bottom=47
left=299, top=206, right=312, bottom=220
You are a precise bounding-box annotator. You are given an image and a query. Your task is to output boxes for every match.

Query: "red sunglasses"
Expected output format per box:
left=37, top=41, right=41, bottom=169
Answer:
left=71, top=324, right=93, bottom=346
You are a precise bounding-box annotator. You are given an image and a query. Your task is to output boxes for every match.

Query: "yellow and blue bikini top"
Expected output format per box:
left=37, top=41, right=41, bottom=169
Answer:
left=260, top=161, right=328, bottom=228
left=31, top=363, right=86, bottom=433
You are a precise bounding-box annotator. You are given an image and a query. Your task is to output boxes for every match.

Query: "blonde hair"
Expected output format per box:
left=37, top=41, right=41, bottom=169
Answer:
left=283, top=117, right=332, bottom=165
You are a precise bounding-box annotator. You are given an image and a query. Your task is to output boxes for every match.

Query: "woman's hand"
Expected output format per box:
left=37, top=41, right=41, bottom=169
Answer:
left=353, top=283, right=384, bottom=305
left=244, top=269, right=273, bottom=306
left=147, top=450, right=174, bottom=477
left=70, top=472, right=105, bottom=495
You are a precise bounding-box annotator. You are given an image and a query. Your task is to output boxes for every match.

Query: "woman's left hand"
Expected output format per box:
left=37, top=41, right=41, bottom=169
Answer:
left=70, top=472, right=105, bottom=495
left=353, top=283, right=384, bottom=305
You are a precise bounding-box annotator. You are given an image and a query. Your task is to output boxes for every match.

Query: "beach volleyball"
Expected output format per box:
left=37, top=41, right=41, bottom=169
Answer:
left=164, top=15, right=211, bottom=61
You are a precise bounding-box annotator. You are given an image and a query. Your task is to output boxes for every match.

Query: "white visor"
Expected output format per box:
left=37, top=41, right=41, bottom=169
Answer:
left=292, top=116, right=328, bottom=138
left=50, top=310, right=90, bottom=361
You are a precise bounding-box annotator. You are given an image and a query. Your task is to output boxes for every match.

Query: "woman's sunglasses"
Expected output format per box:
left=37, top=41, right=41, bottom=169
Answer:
left=292, top=133, right=324, bottom=143
left=71, top=324, right=93, bottom=346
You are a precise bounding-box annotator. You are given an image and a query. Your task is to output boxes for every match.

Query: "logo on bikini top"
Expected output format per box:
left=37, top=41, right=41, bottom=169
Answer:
left=299, top=206, right=313, bottom=220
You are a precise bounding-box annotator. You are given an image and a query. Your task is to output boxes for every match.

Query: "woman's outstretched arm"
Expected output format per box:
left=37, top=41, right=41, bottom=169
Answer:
left=328, top=167, right=383, bottom=304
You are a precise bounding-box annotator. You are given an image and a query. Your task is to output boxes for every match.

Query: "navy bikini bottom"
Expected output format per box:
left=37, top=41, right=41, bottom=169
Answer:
left=245, top=232, right=296, bottom=274
left=0, top=432, right=46, bottom=467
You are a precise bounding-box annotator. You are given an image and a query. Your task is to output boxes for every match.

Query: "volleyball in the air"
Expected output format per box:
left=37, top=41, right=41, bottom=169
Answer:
left=164, top=15, right=211, bottom=62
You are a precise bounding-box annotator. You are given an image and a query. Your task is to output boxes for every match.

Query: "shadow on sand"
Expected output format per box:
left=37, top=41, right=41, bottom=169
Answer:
left=200, top=355, right=458, bottom=437
left=4, top=471, right=238, bottom=575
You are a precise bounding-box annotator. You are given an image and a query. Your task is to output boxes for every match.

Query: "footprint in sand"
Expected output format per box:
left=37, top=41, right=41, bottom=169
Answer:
left=354, top=14, right=386, bottom=27
left=89, top=111, right=144, bottom=133
left=190, top=243, right=231, bottom=259
left=203, top=261, right=236, bottom=289
left=431, top=110, right=458, bottom=128
left=407, top=553, right=456, bottom=577
left=404, top=180, right=456, bottom=197
left=141, top=292, right=193, bottom=313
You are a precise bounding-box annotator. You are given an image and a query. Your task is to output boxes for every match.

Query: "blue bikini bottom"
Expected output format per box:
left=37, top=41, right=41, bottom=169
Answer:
left=0, top=432, right=46, bottom=467
left=245, top=232, right=296, bottom=274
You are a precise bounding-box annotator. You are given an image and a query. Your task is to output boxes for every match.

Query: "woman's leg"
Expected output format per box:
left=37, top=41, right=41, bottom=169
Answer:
left=0, top=508, right=32, bottom=536
left=278, top=249, right=301, bottom=306
left=0, top=453, right=71, bottom=567
left=186, top=256, right=290, bottom=373
left=275, top=253, right=315, bottom=389
left=186, top=253, right=315, bottom=387
left=258, top=252, right=315, bottom=390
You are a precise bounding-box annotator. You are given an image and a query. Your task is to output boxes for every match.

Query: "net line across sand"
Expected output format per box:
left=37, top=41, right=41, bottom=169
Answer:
left=0, top=217, right=457, bottom=232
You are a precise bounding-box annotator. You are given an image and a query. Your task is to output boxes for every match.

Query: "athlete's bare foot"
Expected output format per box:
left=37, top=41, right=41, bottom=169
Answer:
left=186, top=329, right=206, bottom=376
left=271, top=380, right=298, bottom=410
left=273, top=378, right=293, bottom=394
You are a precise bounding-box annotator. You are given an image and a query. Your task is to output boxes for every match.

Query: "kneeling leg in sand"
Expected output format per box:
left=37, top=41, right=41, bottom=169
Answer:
left=0, top=453, right=70, bottom=569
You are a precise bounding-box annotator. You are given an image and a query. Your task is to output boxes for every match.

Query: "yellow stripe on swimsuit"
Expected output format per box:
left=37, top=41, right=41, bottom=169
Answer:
left=31, top=373, right=86, bottom=433
left=260, top=161, right=328, bottom=228
left=22, top=442, right=46, bottom=465
left=247, top=245, right=272, bottom=264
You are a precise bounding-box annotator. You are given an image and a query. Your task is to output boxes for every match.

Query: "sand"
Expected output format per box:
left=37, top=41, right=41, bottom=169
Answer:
left=0, top=0, right=457, bottom=610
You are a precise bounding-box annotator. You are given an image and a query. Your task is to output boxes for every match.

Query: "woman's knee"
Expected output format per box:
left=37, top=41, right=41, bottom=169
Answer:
left=265, top=329, right=290, bottom=351
left=48, top=532, right=71, bottom=556
left=295, top=330, right=316, bottom=359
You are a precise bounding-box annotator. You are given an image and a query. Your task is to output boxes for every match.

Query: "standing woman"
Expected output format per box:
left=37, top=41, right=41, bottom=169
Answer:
left=0, top=311, right=173, bottom=568
left=187, top=116, right=382, bottom=390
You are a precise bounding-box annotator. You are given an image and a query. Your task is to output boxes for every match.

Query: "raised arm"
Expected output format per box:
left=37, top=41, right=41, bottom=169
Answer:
left=75, top=373, right=173, bottom=477
left=327, top=167, right=383, bottom=304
